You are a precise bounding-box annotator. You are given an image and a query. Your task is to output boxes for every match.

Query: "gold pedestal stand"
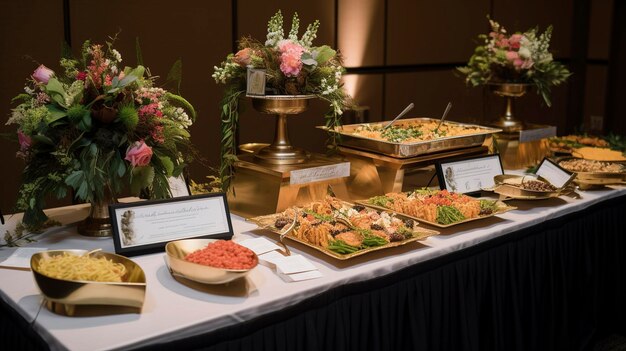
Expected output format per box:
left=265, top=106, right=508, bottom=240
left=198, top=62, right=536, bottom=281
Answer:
left=489, top=83, right=530, bottom=133
left=495, top=129, right=551, bottom=170
left=338, top=145, right=489, bottom=200
left=228, top=153, right=349, bottom=218
left=77, top=196, right=115, bottom=237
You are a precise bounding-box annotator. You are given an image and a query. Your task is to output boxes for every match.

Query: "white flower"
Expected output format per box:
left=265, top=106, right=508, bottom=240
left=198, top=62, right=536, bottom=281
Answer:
left=518, top=47, right=531, bottom=59
left=112, top=49, right=122, bottom=63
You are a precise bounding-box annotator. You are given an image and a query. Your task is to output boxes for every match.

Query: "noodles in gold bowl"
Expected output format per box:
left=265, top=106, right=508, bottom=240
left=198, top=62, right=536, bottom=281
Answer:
left=31, top=250, right=146, bottom=315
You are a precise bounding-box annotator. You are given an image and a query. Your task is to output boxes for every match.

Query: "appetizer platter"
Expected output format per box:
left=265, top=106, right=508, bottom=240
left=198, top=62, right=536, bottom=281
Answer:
left=490, top=174, right=565, bottom=200
left=557, top=157, right=626, bottom=189
left=248, top=196, right=440, bottom=260
left=165, top=239, right=258, bottom=285
left=358, top=189, right=515, bottom=228
left=30, top=250, right=146, bottom=316
left=549, top=135, right=611, bottom=154
left=320, top=118, right=500, bottom=158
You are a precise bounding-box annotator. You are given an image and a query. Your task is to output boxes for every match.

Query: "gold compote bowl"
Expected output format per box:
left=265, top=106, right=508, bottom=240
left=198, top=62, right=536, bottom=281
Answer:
left=250, top=95, right=315, bottom=165
left=489, top=83, right=531, bottom=133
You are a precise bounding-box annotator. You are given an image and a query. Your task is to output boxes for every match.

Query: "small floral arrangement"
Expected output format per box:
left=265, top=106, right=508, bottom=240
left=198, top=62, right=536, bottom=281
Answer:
left=7, top=38, right=196, bottom=227
left=213, top=10, right=350, bottom=191
left=458, top=18, right=571, bottom=106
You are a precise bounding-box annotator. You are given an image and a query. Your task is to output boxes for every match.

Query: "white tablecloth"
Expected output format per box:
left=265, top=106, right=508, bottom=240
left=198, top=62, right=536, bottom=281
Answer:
left=1, top=186, right=625, bottom=351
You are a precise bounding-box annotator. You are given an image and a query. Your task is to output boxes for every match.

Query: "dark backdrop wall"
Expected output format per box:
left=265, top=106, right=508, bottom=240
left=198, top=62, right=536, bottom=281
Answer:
left=0, top=0, right=619, bottom=214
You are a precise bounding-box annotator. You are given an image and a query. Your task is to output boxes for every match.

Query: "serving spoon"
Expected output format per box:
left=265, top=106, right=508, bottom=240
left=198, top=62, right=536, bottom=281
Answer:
left=434, top=102, right=452, bottom=133
left=382, top=102, right=415, bottom=130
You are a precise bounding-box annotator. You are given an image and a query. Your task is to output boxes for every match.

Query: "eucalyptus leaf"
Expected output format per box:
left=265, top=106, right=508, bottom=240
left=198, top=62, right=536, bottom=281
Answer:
left=130, top=166, right=155, bottom=195
left=44, top=105, right=67, bottom=124
left=32, top=135, right=54, bottom=145
left=314, top=45, right=336, bottom=64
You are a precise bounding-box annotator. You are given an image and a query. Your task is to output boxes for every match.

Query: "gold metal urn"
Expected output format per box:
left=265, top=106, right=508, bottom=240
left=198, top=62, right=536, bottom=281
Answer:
left=489, top=83, right=530, bottom=133
left=250, top=95, right=315, bottom=165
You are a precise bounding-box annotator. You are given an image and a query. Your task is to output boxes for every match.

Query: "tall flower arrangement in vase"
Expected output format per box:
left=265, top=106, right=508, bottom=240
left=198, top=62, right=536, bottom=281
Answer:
left=7, top=38, right=196, bottom=228
left=213, top=10, right=350, bottom=191
left=458, top=18, right=571, bottom=106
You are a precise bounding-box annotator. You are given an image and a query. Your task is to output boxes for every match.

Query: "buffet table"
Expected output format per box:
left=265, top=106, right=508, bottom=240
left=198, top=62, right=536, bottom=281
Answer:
left=2, top=186, right=626, bottom=350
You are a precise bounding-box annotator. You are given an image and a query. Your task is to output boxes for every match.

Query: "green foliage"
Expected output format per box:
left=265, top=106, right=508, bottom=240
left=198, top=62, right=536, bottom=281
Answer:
left=118, top=104, right=139, bottom=130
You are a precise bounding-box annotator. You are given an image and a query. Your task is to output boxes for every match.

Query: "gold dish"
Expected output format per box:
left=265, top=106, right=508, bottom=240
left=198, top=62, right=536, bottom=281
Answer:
left=557, top=157, right=626, bottom=188
left=31, top=250, right=146, bottom=315
left=491, top=174, right=564, bottom=200
left=356, top=198, right=516, bottom=229
left=319, top=118, right=500, bottom=158
left=248, top=213, right=439, bottom=260
left=165, top=239, right=258, bottom=284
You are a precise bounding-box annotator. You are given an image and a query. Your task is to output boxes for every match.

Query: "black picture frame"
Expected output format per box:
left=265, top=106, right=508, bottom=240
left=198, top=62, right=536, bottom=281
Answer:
left=109, top=193, right=233, bottom=257
left=435, top=153, right=504, bottom=196
left=535, top=157, right=576, bottom=188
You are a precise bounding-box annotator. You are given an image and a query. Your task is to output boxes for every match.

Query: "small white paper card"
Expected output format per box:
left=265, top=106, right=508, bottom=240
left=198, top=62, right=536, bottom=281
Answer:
left=258, top=250, right=286, bottom=267
left=536, top=157, right=576, bottom=188
left=0, top=247, right=48, bottom=269
left=274, top=254, right=318, bottom=275
left=290, top=162, right=350, bottom=185
left=238, top=237, right=282, bottom=255
left=246, top=68, right=266, bottom=96
left=279, top=270, right=323, bottom=282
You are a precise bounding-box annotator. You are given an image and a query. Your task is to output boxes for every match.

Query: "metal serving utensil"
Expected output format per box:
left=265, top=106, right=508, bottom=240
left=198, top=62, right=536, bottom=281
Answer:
left=277, top=212, right=298, bottom=256
left=382, top=102, right=415, bottom=130
left=434, top=102, right=452, bottom=133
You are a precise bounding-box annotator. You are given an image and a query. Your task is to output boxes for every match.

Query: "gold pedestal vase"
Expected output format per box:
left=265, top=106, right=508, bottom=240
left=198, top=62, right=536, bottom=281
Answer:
left=250, top=95, right=315, bottom=165
left=77, top=190, right=117, bottom=237
left=489, top=83, right=530, bottom=133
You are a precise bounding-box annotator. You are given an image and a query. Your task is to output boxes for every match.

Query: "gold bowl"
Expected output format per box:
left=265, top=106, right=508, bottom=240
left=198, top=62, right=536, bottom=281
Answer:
left=31, top=250, right=146, bottom=312
left=165, top=239, right=258, bottom=284
left=492, top=174, right=563, bottom=200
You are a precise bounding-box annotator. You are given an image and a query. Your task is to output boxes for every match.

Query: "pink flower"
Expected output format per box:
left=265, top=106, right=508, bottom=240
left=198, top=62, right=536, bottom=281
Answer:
left=513, top=58, right=524, bottom=68
left=125, top=140, right=153, bottom=167
left=278, top=40, right=304, bottom=77
left=234, top=48, right=252, bottom=66
left=505, top=51, right=519, bottom=61
left=17, top=131, right=31, bottom=151
left=495, top=38, right=509, bottom=48
left=76, top=71, right=87, bottom=81
left=32, top=64, right=54, bottom=84
left=509, top=34, right=523, bottom=49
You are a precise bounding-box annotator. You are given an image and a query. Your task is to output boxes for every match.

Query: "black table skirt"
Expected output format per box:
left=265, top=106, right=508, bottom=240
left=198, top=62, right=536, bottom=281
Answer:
left=4, top=195, right=626, bottom=351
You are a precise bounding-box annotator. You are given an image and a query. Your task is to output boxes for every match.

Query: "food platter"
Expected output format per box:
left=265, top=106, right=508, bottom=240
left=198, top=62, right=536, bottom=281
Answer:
left=248, top=197, right=440, bottom=260
left=490, top=174, right=565, bottom=200
left=31, top=250, right=146, bottom=316
left=557, top=157, right=626, bottom=188
left=165, top=239, right=258, bottom=285
left=356, top=189, right=516, bottom=228
left=319, top=118, right=501, bottom=158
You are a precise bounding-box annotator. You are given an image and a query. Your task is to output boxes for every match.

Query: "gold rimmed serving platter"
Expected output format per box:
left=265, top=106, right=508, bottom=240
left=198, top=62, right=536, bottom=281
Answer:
left=165, top=239, right=258, bottom=285
left=356, top=199, right=516, bottom=229
left=31, top=250, right=146, bottom=316
left=557, top=157, right=626, bottom=189
left=247, top=204, right=440, bottom=260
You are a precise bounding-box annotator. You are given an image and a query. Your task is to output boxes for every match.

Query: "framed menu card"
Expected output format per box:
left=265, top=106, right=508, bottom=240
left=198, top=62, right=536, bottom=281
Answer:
left=109, top=193, right=233, bottom=257
left=436, top=154, right=504, bottom=195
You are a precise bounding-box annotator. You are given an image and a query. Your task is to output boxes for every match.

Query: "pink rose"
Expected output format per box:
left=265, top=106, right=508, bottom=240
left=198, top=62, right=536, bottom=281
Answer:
left=76, top=71, right=87, bottom=81
left=32, top=64, right=54, bottom=84
left=505, top=51, right=519, bottom=61
left=233, top=48, right=252, bottom=66
left=125, top=140, right=153, bottom=167
left=513, top=58, right=524, bottom=68
left=509, top=34, right=523, bottom=49
left=278, top=40, right=304, bottom=77
left=17, top=131, right=31, bottom=151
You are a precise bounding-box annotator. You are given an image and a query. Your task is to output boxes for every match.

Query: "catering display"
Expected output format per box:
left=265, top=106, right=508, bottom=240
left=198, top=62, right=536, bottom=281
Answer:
left=7, top=38, right=196, bottom=237
left=248, top=196, right=439, bottom=260
left=326, top=118, right=499, bottom=158
left=558, top=158, right=626, bottom=188
left=30, top=249, right=146, bottom=316
left=165, top=239, right=258, bottom=284
left=359, top=189, right=514, bottom=228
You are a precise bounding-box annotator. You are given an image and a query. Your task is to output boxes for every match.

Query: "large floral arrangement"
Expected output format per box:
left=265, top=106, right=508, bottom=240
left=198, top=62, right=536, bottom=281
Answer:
left=458, top=18, right=571, bottom=106
left=7, top=39, right=196, bottom=227
left=212, top=10, right=350, bottom=191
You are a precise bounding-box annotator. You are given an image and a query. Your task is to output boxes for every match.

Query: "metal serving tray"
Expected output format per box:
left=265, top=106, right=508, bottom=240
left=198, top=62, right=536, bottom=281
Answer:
left=320, top=118, right=501, bottom=158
